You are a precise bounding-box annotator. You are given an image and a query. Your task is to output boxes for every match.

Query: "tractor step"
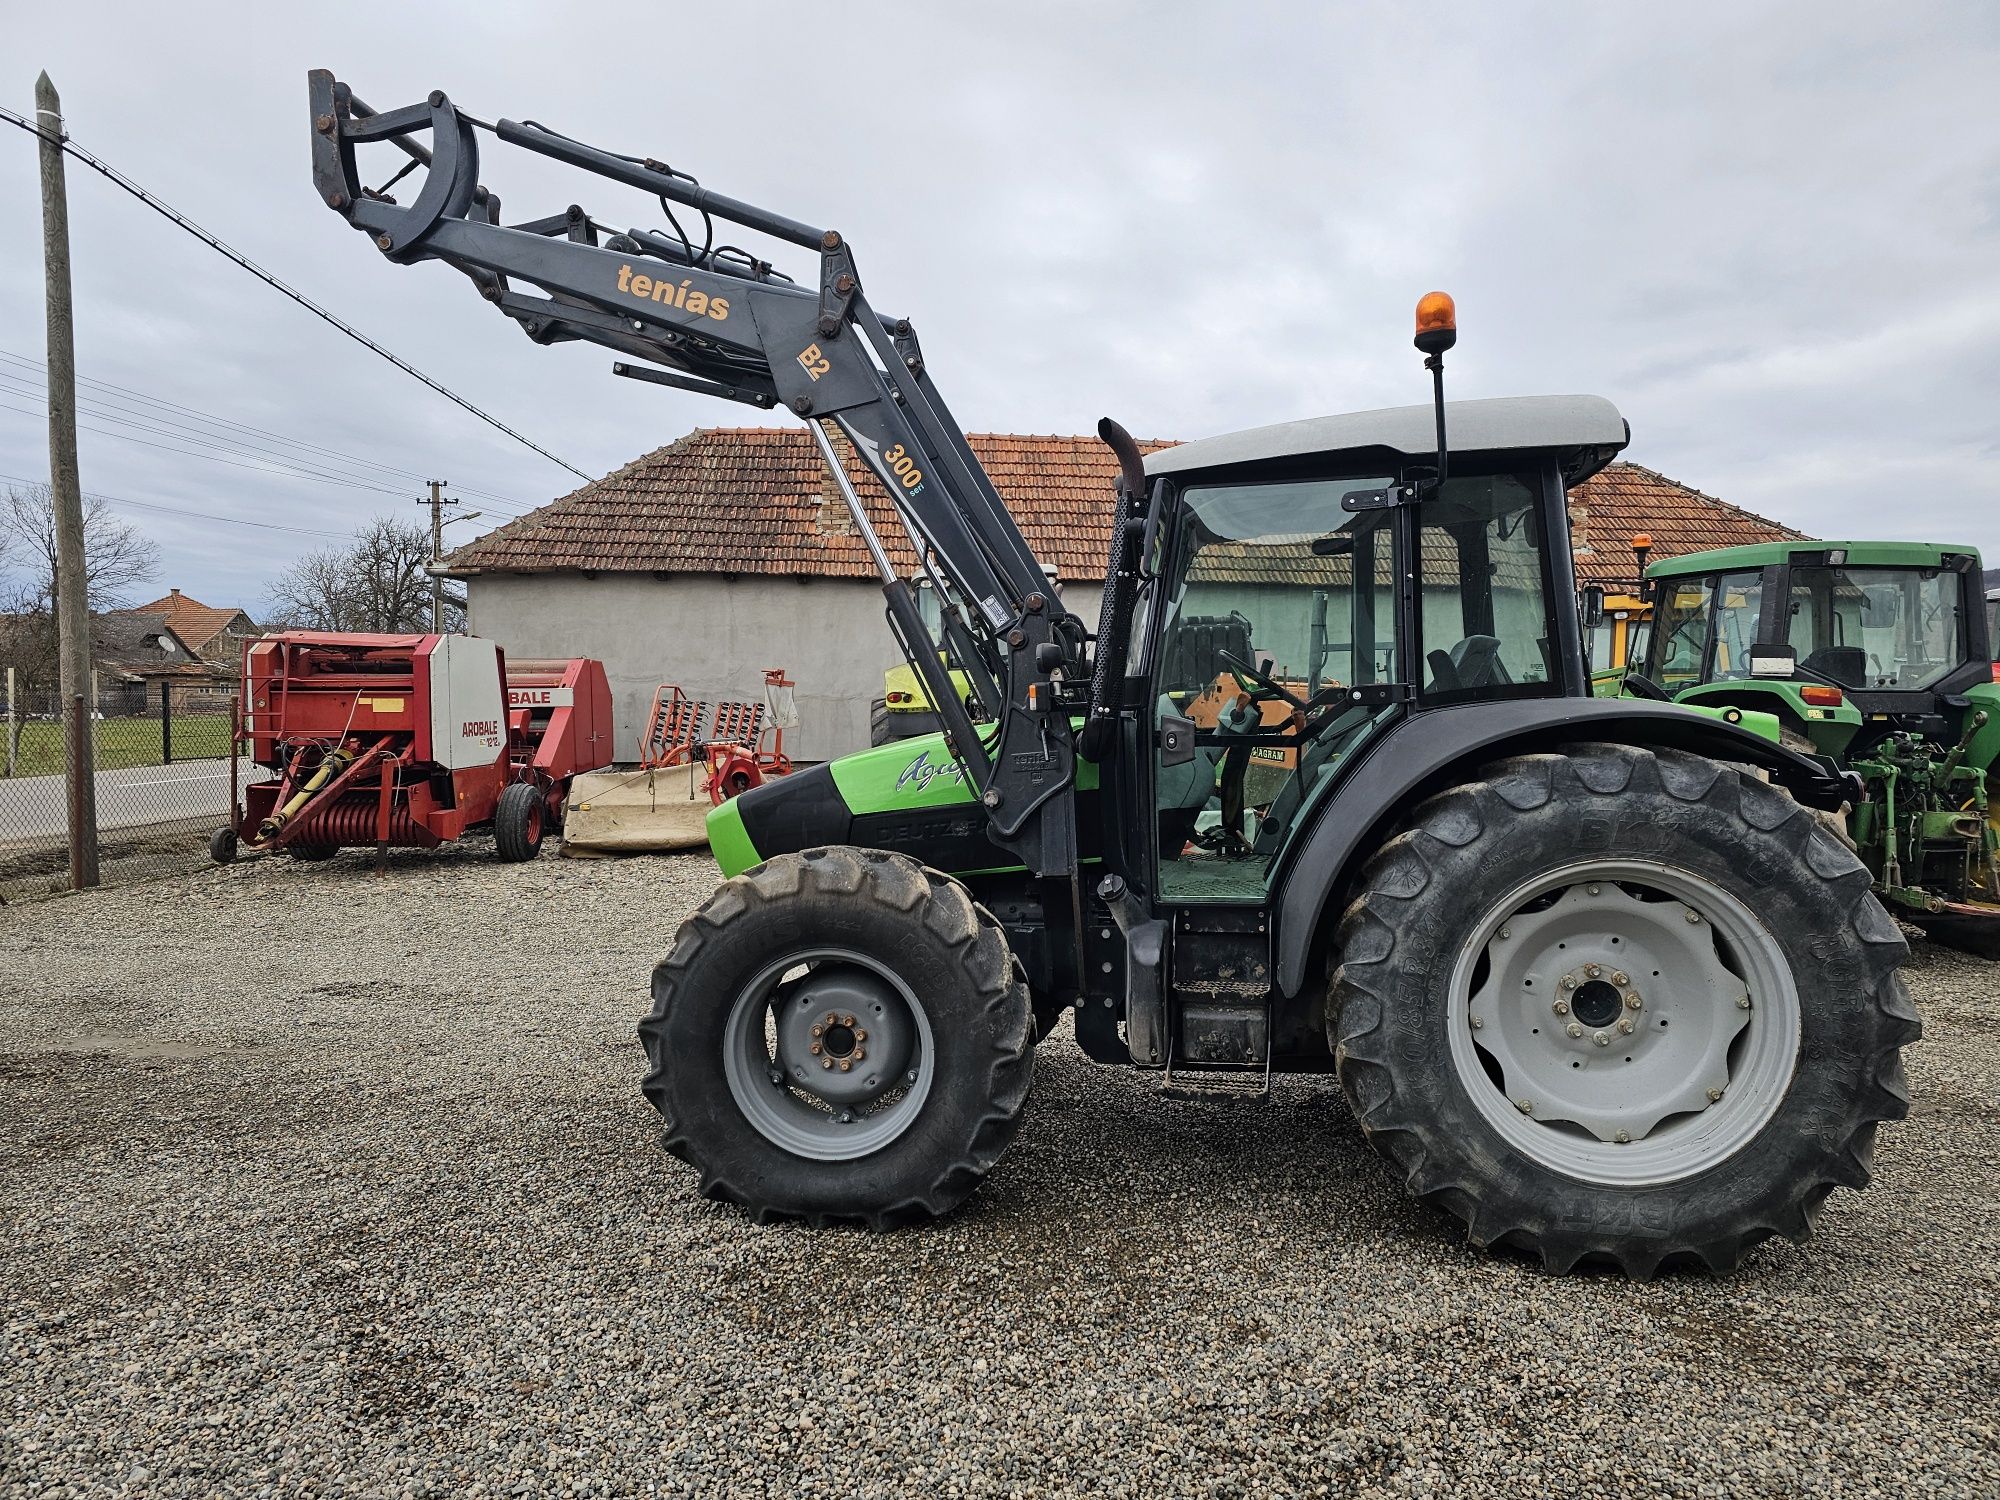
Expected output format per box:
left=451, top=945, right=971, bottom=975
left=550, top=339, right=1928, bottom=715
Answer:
left=1158, top=1067, right=1270, bottom=1103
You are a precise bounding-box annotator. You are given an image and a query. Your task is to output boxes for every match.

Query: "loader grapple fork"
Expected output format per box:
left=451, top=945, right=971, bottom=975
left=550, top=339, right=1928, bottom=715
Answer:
left=308, top=69, right=1086, bottom=883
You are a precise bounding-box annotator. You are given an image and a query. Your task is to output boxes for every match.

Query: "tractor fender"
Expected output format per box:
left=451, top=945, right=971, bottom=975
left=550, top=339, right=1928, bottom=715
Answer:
left=1272, top=698, right=1855, bottom=996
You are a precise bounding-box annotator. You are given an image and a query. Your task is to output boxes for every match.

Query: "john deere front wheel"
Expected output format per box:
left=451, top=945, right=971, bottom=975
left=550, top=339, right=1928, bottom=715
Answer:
left=1331, top=743, right=1918, bottom=1276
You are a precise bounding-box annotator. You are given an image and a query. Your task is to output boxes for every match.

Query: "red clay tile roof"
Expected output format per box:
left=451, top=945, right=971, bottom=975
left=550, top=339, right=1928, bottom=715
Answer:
left=445, top=429, right=1805, bottom=587
left=130, top=590, right=257, bottom=656
left=1567, top=463, right=1803, bottom=586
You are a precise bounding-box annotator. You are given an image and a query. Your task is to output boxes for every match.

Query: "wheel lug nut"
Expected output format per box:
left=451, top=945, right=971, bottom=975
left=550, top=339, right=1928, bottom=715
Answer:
left=1470, top=1016, right=1484, bottom=1030
left=1585, top=964, right=1602, bottom=979
left=821, top=1058, right=834, bottom=1070
left=810, top=1024, right=824, bottom=1038
left=1560, top=976, right=1577, bottom=991
left=1617, top=1019, right=1635, bottom=1035
left=1707, top=1087, right=1724, bottom=1103
left=841, top=1014, right=856, bottom=1027
left=1587, top=883, right=1602, bottom=896
left=1516, top=1099, right=1534, bottom=1115
left=1553, top=1001, right=1570, bottom=1016
left=1592, top=1032, right=1610, bottom=1047
left=1685, top=910, right=1701, bottom=924
left=1567, top=1023, right=1584, bottom=1038
left=1613, top=1129, right=1631, bottom=1144
left=1498, top=927, right=1511, bottom=939
left=854, top=1029, right=867, bottom=1042
left=838, top=1059, right=852, bottom=1072
left=809, top=1042, right=823, bottom=1055
left=1611, top=972, right=1629, bottom=987
left=1625, top=993, right=1642, bottom=1010
left=1736, top=996, right=1752, bottom=1010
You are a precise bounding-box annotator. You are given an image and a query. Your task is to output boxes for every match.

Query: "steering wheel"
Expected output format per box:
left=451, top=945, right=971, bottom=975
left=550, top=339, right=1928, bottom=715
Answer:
left=1620, top=671, right=1675, bottom=702
left=1219, top=650, right=1308, bottom=712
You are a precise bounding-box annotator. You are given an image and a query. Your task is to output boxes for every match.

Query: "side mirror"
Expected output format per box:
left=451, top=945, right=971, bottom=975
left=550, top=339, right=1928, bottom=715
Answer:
left=1580, top=585, right=1607, bottom=629
left=1749, top=642, right=1798, bottom=678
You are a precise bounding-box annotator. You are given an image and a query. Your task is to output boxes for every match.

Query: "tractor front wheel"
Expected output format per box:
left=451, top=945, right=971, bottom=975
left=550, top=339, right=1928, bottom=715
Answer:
left=641, top=847, right=1034, bottom=1227
left=494, top=781, right=546, bottom=862
left=1331, top=743, right=1918, bottom=1276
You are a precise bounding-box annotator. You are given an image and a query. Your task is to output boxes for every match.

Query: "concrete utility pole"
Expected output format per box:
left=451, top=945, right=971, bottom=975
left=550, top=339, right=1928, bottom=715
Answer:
left=37, top=71, right=98, bottom=887
left=420, top=480, right=477, bottom=633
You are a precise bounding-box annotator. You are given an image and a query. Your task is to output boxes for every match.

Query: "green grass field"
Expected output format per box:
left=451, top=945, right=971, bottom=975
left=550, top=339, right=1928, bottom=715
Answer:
left=3, top=714, right=233, bottom=777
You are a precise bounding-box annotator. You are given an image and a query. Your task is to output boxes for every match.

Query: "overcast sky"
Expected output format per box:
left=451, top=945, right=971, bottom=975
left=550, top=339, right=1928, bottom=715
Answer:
left=2, top=1, right=1995, bottom=613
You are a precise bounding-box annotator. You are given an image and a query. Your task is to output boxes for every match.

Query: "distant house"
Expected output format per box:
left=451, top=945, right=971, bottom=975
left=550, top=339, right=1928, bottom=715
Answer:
left=89, top=610, right=224, bottom=714
left=130, top=589, right=259, bottom=666
left=443, top=427, right=1806, bottom=762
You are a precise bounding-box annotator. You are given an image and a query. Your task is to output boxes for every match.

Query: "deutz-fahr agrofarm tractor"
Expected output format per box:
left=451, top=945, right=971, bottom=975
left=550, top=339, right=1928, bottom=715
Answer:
left=311, top=74, right=1917, bottom=1275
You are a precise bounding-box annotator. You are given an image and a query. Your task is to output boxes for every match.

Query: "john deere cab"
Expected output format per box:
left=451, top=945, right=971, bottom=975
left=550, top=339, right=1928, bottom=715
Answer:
left=312, top=76, right=1917, bottom=1275
left=1640, top=540, right=2000, bottom=952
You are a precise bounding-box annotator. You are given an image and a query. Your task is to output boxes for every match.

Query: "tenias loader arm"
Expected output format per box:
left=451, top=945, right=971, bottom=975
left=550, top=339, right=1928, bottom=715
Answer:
left=308, top=70, right=1104, bottom=882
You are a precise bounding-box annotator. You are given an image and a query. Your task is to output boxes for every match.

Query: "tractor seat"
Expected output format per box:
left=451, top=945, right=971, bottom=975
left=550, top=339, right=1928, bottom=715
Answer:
left=1800, top=645, right=1866, bottom=687
left=1427, top=634, right=1512, bottom=693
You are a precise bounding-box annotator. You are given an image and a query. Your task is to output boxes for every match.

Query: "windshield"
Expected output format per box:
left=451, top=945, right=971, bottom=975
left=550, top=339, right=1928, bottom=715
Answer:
left=1786, top=567, right=1966, bottom=691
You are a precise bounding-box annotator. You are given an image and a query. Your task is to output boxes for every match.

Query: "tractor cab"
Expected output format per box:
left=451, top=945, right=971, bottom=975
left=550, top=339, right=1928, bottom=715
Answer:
left=1130, top=395, right=1627, bottom=904
left=1641, top=541, right=1991, bottom=748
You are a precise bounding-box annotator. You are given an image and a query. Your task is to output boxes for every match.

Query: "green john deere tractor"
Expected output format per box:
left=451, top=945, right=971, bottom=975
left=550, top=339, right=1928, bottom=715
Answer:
left=1638, top=540, right=2000, bottom=954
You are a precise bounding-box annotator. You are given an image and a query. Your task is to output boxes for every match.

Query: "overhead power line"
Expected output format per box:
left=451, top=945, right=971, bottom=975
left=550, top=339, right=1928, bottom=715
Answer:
left=0, top=469, right=346, bottom=540
left=0, top=349, right=535, bottom=512
left=0, top=103, right=591, bottom=482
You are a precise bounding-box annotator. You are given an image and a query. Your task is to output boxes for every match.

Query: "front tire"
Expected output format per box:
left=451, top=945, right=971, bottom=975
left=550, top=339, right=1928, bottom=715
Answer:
left=641, top=847, right=1034, bottom=1227
left=1331, top=743, right=1918, bottom=1277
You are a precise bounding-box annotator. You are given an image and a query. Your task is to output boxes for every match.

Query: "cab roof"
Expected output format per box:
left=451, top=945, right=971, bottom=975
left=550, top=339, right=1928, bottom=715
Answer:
left=1647, top=539, right=1985, bottom=579
left=1145, top=394, right=1629, bottom=485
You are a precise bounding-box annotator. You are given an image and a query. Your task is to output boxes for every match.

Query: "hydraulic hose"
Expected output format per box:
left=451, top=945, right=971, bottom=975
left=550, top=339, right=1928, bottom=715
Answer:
left=259, top=741, right=358, bottom=840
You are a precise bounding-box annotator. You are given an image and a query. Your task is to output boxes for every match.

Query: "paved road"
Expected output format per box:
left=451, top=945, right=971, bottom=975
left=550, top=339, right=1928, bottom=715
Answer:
left=0, top=757, right=269, bottom=841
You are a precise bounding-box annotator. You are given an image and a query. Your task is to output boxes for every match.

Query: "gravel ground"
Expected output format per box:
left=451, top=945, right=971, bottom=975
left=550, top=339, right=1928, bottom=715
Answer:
left=2, top=845, right=1996, bottom=1498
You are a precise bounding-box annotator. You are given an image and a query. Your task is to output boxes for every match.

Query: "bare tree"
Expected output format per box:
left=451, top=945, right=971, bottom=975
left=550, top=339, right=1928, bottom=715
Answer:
left=0, top=481, right=161, bottom=691
left=265, top=516, right=460, bottom=633
left=0, top=481, right=160, bottom=615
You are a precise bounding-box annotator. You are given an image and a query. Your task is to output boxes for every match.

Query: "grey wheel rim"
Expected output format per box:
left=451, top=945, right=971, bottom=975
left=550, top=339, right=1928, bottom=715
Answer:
left=1446, top=859, right=1800, bottom=1188
left=721, top=947, right=934, bottom=1162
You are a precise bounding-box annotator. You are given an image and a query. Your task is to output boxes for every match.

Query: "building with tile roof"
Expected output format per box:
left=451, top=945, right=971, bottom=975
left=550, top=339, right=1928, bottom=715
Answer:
left=445, top=427, right=1804, bottom=760
left=129, top=589, right=259, bottom=665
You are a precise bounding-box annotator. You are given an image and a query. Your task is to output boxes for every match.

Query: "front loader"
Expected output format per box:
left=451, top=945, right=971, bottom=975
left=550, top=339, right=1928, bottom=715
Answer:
left=309, top=74, right=1916, bottom=1274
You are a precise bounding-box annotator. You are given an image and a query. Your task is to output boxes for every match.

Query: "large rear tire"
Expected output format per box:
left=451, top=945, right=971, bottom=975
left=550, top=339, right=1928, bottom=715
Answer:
left=1331, top=743, right=1918, bottom=1277
left=641, top=847, right=1034, bottom=1227
left=868, top=697, right=893, bottom=747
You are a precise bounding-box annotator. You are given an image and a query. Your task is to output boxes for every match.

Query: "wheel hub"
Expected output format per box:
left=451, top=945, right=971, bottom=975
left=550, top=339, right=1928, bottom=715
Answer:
left=772, top=970, right=916, bottom=1108
left=1451, top=862, right=1799, bottom=1187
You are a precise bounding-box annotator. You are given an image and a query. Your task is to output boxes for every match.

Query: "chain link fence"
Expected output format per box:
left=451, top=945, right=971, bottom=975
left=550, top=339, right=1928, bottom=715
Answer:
left=0, top=680, right=250, bottom=903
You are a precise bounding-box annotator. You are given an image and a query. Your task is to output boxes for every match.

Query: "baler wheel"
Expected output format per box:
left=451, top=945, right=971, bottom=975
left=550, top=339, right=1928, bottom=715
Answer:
left=208, top=826, right=238, bottom=865
left=495, top=781, right=546, bottom=862
left=289, top=843, right=339, bottom=862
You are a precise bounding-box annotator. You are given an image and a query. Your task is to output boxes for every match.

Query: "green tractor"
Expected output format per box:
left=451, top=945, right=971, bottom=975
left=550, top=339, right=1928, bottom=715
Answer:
left=314, top=79, right=1918, bottom=1275
left=1638, top=541, right=2000, bottom=954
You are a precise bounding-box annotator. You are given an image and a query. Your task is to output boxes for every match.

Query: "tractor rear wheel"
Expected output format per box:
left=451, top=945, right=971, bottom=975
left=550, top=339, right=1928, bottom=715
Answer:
left=641, top=847, right=1034, bottom=1227
left=1330, top=742, right=1918, bottom=1276
left=494, top=782, right=546, bottom=862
